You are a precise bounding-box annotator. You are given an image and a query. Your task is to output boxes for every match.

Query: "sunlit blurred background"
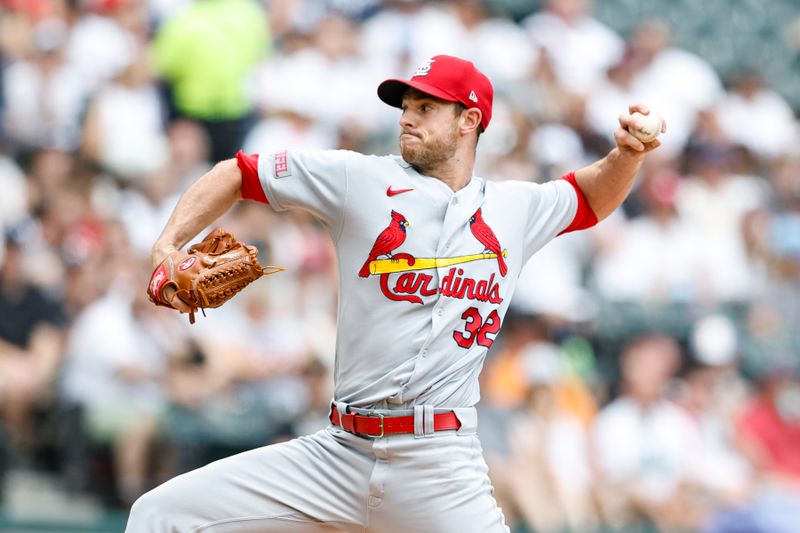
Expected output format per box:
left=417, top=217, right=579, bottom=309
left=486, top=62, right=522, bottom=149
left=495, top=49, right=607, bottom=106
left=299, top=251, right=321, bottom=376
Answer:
left=1, top=0, right=799, bottom=531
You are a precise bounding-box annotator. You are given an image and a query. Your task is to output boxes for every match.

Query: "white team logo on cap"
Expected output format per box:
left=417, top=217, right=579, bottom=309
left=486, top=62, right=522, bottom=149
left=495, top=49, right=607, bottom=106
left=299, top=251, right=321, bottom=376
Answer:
left=469, top=90, right=478, bottom=103
left=413, top=58, right=435, bottom=77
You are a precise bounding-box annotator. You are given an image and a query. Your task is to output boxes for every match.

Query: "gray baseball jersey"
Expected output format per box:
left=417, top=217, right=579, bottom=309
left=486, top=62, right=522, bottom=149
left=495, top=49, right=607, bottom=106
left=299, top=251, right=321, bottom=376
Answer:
left=251, top=149, right=584, bottom=407
left=126, top=149, right=595, bottom=533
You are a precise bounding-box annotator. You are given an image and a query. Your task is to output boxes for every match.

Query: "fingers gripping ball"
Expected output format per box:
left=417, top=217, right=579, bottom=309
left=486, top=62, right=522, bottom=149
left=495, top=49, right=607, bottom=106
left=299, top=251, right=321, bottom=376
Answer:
left=628, top=111, right=663, bottom=143
left=147, top=228, right=285, bottom=323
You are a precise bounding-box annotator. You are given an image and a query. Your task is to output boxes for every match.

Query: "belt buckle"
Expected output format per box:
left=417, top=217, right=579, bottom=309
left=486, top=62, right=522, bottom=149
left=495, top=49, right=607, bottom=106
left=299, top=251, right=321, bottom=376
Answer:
left=363, top=413, right=385, bottom=438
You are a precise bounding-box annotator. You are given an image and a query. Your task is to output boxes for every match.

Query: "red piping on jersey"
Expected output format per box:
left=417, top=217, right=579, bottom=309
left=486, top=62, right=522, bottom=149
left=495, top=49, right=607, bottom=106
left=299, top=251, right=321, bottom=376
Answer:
left=558, top=172, right=598, bottom=235
left=236, top=150, right=269, bottom=204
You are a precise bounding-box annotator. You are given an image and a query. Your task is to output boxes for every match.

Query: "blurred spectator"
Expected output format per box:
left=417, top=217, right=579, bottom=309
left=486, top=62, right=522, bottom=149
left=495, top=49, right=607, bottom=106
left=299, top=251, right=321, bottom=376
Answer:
left=2, top=0, right=57, bottom=22
left=60, top=259, right=175, bottom=505
left=584, top=49, right=640, bottom=146
left=522, top=0, right=624, bottom=95
left=625, top=20, right=724, bottom=156
left=512, top=230, right=593, bottom=322
left=243, top=107, right=339, bottom=155
left=2, top=17, right=87, bottom=151
left=247, top=15, right=368, bottom=151
left=66, top=0, right=147, bottom=92
left=289, top=357, right=335, bottom=437
left=163, top=118, right=213, bottom=187
left=714, top=70, right=798, bottom=161
left=191, top=286, right=312, bottom=387
left=529, top=119, right=589, bottom=177
left=710, top=365, right=800, bottom=533
left=676, top=138, right=768, bottom=302
left=264, top=0, right=370, bottom=41
left=0, top=155, right=27, bottom=246
left=163, top=283, right=315, bottom=472
left=757, top=155, right=800, bottom=285
left=481, top=315, right=597, bottom=531
left=81, top=45, right=169, bottom=182
left=445, top=0, right=537, bottom=86
left=0, top=234, right=66, bottom=452
left=677, top=315, right=753, bottom=504
left=591, top=334, right=707, bottom=531
left=587, top=19, right=725, bottom=159
left=0, top=7, right=34, bottom=63
left=591, top=165, right=708, bottom=303
left=95, top=119, right=209, bottom=255
left=16, top=182, right=94, bottom=292
left=0, top=35, right=5, bottom=145
left=482, top=315, right=552, bottom=410
left=361, top=0, right=462, bottom=76
left=149, top=0, right=193, bottom=25
left=477, top=315, right=543, bottom=524
left=152, top=0, right=269, bottom=163
left=506, top=341, right=596, bottom=533
left=737, top=368, right=800, bottom=485
left=473, top=98, right=540, bottom=182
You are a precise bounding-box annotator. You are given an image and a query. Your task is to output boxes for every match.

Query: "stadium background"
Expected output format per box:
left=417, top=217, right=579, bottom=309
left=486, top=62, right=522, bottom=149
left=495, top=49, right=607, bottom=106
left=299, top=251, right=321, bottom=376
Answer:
left=0, top=0, right=799, bottom=531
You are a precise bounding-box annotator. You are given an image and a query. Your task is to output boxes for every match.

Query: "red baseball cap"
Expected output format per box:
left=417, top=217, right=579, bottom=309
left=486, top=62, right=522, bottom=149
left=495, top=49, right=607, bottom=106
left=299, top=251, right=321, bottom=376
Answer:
left=377, top=55, right=494, bottom=130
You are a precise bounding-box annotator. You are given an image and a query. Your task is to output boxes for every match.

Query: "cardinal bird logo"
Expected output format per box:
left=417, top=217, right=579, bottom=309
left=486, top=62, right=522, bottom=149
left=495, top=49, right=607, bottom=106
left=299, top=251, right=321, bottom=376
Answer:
left=359, top=210, right=410, bottom=277
left=469, top=208, right=508, bottom=277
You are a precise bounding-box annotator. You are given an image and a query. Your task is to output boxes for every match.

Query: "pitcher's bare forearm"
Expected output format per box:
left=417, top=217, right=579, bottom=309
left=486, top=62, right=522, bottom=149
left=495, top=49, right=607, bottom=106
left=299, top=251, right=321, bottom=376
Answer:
left=152, top=159, right=243, bottom=265
left=574, top=146, right=646, bottom=221
left=574, top=103, right=665, bottom=221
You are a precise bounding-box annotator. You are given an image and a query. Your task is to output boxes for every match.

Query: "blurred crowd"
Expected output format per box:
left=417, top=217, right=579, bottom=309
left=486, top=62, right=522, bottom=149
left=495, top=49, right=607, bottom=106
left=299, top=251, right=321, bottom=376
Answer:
left=1, top=0, right=799, bottom=531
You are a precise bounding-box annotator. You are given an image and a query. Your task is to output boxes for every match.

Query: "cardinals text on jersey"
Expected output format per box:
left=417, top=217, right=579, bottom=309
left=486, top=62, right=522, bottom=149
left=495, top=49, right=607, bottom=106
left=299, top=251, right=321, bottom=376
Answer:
left=359, top=209, right=507, bottom=307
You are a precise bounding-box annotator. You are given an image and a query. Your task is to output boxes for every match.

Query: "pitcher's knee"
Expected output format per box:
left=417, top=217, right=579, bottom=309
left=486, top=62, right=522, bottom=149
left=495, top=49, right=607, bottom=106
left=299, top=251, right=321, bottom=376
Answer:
left=126, top=485, right=182, bottom=532
left=126, top=490, right=158, bottom=531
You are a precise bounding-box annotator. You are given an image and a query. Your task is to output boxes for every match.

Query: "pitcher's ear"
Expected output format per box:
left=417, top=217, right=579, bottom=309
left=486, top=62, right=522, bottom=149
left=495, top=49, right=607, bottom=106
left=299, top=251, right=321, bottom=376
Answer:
left=460, top=107, right=482, bottom=134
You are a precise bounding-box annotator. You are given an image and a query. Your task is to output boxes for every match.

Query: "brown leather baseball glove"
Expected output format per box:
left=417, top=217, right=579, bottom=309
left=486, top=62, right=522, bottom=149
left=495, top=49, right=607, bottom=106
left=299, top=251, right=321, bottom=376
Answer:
left=147, top=228, right=284, bottom=323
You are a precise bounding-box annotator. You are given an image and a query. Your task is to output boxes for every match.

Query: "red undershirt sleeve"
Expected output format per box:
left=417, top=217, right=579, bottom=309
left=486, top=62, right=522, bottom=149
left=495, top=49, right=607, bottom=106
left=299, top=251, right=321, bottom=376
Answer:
left=236, top=150, right=268, bottom=204
left=558, top=172, right=598, bottom=235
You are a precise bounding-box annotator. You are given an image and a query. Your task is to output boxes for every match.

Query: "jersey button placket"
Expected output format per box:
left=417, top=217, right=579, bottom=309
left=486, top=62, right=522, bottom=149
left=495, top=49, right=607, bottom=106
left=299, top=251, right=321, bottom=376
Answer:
left=431, top=298, right=445, bottom=323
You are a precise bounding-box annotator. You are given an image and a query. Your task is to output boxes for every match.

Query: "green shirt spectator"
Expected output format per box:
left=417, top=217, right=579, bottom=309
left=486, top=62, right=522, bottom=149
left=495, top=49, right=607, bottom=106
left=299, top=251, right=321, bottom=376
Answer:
left=153, top=0, right=269, bottom=121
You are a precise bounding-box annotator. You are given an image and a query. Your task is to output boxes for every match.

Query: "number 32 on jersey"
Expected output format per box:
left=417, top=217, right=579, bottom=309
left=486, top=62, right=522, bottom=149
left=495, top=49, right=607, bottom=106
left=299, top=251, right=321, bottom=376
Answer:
left=453, top=307, right=501, bottom=348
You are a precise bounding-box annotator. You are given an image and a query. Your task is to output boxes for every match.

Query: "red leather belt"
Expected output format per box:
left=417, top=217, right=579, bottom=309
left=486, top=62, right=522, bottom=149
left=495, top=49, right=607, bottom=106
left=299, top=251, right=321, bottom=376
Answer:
left=329, top=408, right=461, bottom=438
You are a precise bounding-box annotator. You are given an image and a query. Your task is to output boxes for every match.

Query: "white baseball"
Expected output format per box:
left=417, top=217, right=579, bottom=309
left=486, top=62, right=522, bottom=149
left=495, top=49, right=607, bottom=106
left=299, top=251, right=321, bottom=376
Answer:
left=628, top=111, right=663, bottom=143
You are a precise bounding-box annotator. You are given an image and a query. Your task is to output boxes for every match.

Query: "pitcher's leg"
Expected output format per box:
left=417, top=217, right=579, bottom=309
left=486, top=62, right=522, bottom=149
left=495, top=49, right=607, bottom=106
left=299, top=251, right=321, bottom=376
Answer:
left=369, top=433, right=509, bottom=533
left=127, top=429, right=371, bottom=533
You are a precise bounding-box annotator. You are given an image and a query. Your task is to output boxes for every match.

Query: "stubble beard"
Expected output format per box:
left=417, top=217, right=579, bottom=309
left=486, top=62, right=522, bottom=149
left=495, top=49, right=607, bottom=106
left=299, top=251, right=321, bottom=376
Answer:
left=400, top=125, right=459, bottom=175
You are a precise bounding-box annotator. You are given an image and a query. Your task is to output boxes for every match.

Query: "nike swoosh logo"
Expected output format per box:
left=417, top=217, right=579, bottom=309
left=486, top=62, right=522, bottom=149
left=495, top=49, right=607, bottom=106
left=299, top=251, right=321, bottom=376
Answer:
left=387, top=186, right=414, bottom=197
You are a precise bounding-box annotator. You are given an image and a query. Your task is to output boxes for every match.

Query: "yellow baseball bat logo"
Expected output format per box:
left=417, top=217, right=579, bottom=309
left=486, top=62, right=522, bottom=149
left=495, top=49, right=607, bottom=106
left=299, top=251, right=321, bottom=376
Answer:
left=366, top=250, right=507, bottom=275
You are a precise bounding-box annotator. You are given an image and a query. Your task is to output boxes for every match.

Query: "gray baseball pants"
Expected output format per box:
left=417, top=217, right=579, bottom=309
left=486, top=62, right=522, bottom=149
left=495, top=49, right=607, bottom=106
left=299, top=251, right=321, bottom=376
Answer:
left=126, top=405, right=509, bottom=533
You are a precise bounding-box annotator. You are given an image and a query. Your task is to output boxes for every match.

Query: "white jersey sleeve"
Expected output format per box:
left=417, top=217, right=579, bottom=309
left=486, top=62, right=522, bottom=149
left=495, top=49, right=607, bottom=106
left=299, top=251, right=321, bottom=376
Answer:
left=519, top=176, right=583, bottom=263
left=255, top=149, right=350, bottom=237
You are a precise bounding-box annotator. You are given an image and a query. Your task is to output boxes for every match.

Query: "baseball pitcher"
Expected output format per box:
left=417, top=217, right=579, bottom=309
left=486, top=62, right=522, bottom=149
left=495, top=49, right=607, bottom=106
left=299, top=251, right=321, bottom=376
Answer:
left=130, top=54, right=665, bottom=532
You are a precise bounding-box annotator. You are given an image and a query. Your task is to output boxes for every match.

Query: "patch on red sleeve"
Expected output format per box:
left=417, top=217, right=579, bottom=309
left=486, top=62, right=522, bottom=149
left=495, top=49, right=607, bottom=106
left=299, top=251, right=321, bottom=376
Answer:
left=274, top=150, right=291, bottom=178
left=236, top=150, right=268, bottom=204
left=558, top=172, right=598, bottom=235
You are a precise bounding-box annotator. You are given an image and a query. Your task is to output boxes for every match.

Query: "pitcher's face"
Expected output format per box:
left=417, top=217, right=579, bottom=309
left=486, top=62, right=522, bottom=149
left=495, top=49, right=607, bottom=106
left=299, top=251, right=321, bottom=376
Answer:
left=398, top=91, right=460, bottom=173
